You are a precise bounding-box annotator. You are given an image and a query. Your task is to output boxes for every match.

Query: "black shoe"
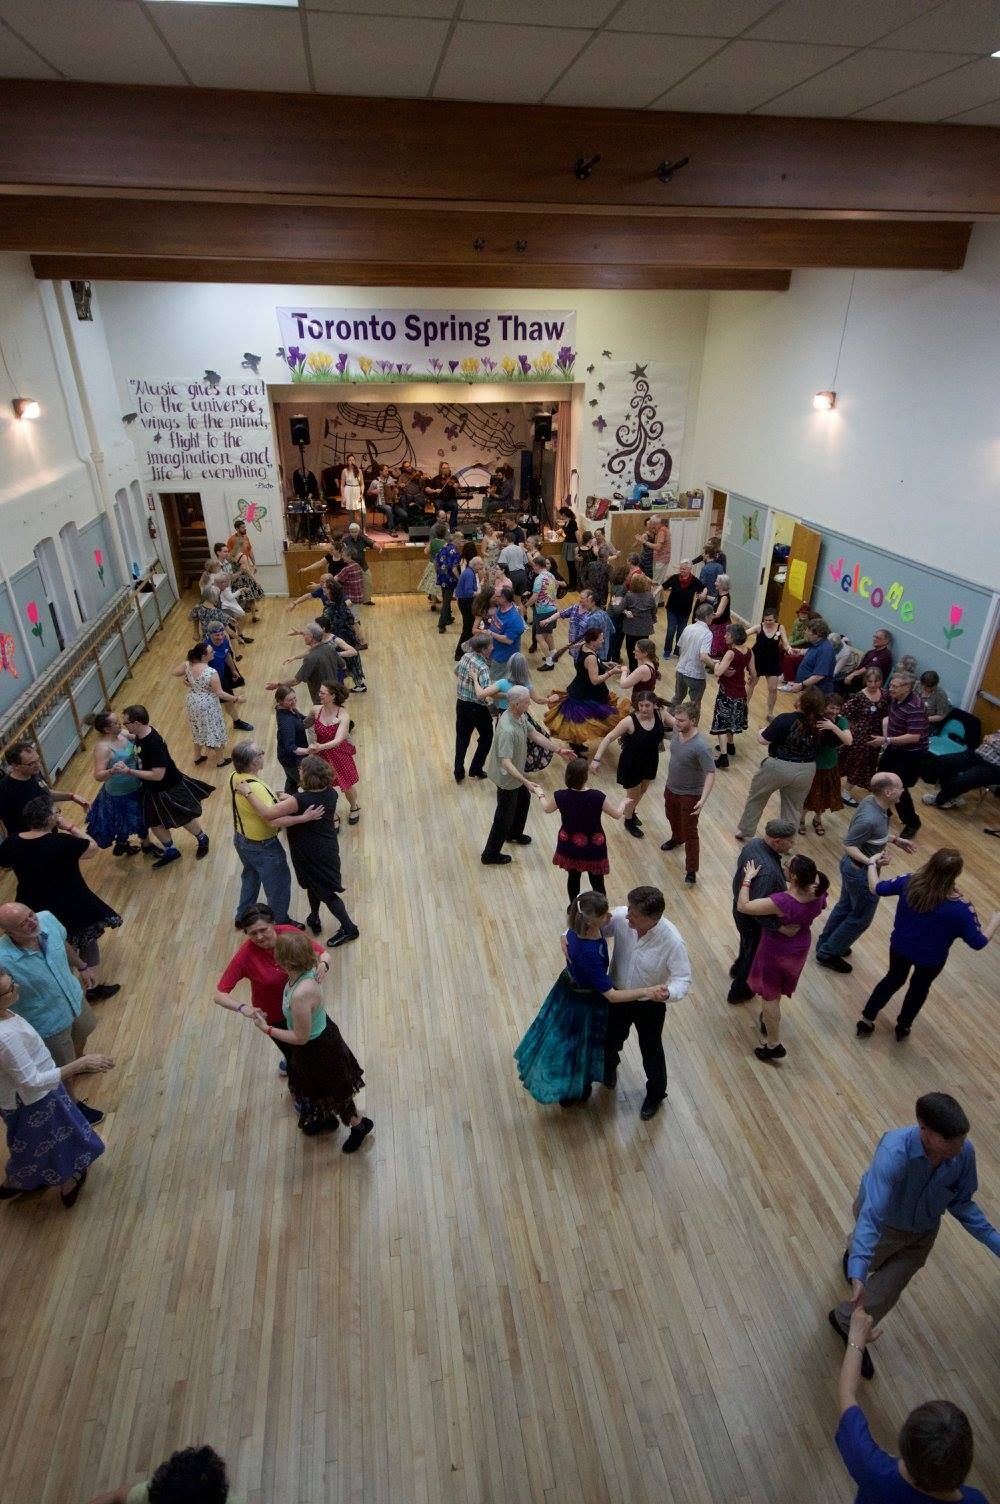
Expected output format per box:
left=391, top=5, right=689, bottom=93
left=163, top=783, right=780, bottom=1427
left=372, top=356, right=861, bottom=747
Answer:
left=754, top=1043, right=786, bottom=1063
left=77, top=1101, right=105, bottom=1126
left=899, top=821, right=920, bottom=840
left=141, top=842, right=162, bottom=857
left=828, top=1309, right=874, bottom=1379
left=508, top=834, right=532, bottom=845
left=894, top=1023, right=911, bottom=1042
left=285, top=919, right=306, bottom=931
left=684, top=871, right=696, bottom=885
left=85, top=984, right=121, bottom=1003
left=842, top=1249, right=850, bottom=1283
left=469, top=770, right=488, bottom=780
left=152, top=846, right=182, bottom=869
left=727, top=987, right=752, bottom=1005
left=112, top=840, right=129, bottom=857
left=240, top=635, right=255, bottom=644
left=856, top=1018, right=875, bottom=1037
left=817, top=954, right=852, bottom=974
left=305, top=912, right=322, bottom=935
left=601, top=1068, right=617, bottom=1090
left=640, top=1093, right=665, bottom=1121
left=61, top=1169, right=88, bottom=1209
left=342, top=1117, right=374, bottom=1154
left=233, top=719, right=255, bottom=731
left=454, top=771, right=465, bottom=783
left=660, top=838, right=681, bottom=852
left=328, top=926, right=360, bottom=948
left=196, top=835, right=210, bottom=860
left=481, top=853, right=512, bottom=865
left=714, top=754, right=730, bottom=769
left=624, top=816, right=644, bottom=838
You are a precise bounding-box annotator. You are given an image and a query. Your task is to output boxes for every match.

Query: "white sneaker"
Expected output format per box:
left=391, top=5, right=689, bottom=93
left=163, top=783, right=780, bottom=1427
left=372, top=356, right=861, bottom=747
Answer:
left=777, top=682, right=798, bottom=692
left=922, top=792, right=963, bottom=809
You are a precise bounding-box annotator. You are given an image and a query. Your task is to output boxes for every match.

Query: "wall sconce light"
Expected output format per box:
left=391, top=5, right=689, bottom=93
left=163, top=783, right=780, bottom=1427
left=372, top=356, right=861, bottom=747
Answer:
left=12, top=398, right=41, bottom=421
left=812, top=390, right=837, bottom=411
left=656, top=157, right=690, bottom=183
left=574, top=155, right=601, bottom=181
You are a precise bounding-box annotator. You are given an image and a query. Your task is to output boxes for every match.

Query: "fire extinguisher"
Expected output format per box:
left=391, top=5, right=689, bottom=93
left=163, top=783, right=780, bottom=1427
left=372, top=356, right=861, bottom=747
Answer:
left=147, top=516, right=158, bottom=540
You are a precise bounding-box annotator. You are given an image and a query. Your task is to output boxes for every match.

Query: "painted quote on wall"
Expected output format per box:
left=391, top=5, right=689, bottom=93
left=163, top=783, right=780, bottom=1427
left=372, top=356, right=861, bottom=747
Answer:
left=126, top=378, right=276, bottom=487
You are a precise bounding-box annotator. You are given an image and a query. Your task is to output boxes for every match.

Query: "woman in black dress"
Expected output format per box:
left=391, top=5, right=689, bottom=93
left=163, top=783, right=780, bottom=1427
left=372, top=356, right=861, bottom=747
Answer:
left=237, top=755, right=359, bottom=949
left=534, top=757, right=632, bottom=905
left=0, top=795, right=121, bottom=1001
left=590, top=690, right=668, bottom=839
left=557, top=505, right=579, bottom=590
left=749, top=610, right=789, bottom=722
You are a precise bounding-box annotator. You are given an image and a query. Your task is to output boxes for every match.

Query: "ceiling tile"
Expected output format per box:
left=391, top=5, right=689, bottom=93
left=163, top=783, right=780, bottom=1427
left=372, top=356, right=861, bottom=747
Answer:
left=434, top=22, right=590, bottom=105
left=0, top=0, right=184, bottom=85
left=609, top=0, right=775, bottom=35
left=755, top=46, right=973, bottom=116
left=307, top=12, right=450, bottom=97
left=653, top=38, right=853, bottom=111
left=944, top=97, right=1000, bottom=124
left=462, top=0, right=615, bottom=23
left=0, top=20, right=60, bottom=77
left=152, top=3, right=309, bottom=90
left=546, top=32, right=725, bottom=108
left=878, top=0, right=1000, bottom=53
left=747, top=0, right=942, bottom=48
left=852, top=56, right=1000, bottom=119
left=305, top=0, right=455, bottom=14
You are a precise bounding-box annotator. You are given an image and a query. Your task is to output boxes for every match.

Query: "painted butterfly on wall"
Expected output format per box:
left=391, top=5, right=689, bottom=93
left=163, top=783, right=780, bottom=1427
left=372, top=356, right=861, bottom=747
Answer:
left=742, top=511, right=760, bottom=544
left=602, top=350, right=612, bottom=359
left=0, top=633, right=18, bottom=678
left=241, top=353, right=262, bottom=374
left=593, top=416, right=607, bottom=432
left=236, top=498, right=268, bottom=532
left=412, top=412, right=433, bottom=434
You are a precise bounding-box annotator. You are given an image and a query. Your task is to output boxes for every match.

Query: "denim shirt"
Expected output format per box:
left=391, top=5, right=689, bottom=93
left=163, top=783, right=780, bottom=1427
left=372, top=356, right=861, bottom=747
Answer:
left=0, top=911, right=83, bottom=1039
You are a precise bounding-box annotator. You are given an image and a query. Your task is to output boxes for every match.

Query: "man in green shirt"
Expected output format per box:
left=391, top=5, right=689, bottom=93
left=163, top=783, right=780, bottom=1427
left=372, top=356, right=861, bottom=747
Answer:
left=481, top=687, right=572, bottom=865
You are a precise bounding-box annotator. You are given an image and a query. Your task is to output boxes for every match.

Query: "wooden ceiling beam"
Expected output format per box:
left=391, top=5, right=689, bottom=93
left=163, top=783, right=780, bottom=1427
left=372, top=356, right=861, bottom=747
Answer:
left=28, top=256, right=793, bottom=291
left=1, top=81, right=997, bottom=218
left=6, top=198, right=971, bottom=271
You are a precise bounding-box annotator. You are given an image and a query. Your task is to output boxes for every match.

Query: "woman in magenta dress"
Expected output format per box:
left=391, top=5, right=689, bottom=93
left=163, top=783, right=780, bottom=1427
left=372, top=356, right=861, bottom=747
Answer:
left=737, top=853, right=829, bottom=1063
left=534, top=756, right=632, bottom=905
left=306, top=680, right=361, bottom=825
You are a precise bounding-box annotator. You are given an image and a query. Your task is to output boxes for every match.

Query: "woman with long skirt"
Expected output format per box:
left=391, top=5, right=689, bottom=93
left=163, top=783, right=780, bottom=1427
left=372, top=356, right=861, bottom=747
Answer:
left=514, top=892, right=668, bottom=1109
left=710, top=624, right=755, bottom=769
left=252, top=930, right=373, bottom=1149
left=171, top=642, right=242, bottom=767
left=307, top=681, right=361, bottom=824
left=85, top=710, right=157, bottom=857
left=840, top=668, right=888, bottom=805
left=855, top=849, right=999, bottom=1042
left=737, top=854, right=829, bottom=1063
left=0, top=969, right=113, bottom=1207
left=544, top=627, right=620, bottom=753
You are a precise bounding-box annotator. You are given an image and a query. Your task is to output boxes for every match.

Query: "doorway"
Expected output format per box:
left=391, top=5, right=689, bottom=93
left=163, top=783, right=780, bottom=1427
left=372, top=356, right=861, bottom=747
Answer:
left=159, top=492, right=207, bottom=591
left=763, top=512, right=797, bottom=615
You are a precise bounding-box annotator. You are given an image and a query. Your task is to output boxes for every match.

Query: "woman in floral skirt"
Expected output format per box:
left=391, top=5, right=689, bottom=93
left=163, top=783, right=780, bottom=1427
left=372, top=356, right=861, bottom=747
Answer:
left=171, top=642, right=242, bottom=767
left=710, top=624, right=755, bottom=769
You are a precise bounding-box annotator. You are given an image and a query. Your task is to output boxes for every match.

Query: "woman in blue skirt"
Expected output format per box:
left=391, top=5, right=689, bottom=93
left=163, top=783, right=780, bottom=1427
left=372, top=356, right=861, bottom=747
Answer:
left=515, top=891, right=669, bottom=1108
left=85, top=711, right=157, bottom=857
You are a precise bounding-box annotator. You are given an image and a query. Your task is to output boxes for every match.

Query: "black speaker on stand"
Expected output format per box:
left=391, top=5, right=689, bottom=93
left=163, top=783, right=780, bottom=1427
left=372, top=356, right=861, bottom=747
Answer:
left=532, top=413, right=553, bottom=443
left=290, top=414, right=311, bottom=448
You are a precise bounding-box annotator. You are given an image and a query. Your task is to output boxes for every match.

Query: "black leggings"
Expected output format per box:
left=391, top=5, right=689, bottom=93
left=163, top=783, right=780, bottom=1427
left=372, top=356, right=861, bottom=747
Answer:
left=861, top=948, right=946, bottom=1031
left=566, top=870, right=607, bottom=905
left=307, top=890, right=354, bottom=930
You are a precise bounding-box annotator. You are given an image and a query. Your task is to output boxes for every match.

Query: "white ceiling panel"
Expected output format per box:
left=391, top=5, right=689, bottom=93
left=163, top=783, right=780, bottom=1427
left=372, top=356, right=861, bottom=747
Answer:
left=0, top=22, right=59, bottom=77
left=0, top=0, right=183, bottom=85
left=151, top=4, right=310, bottom=90
left=308, top=12, right=450, bottom=97
left=304, top=0, right=455, bottom=14
left=852, top=56, right=1000, bottom=119
left=756, top=46, right=972, bottom=116
left=462, top=0, right=615, bottom=24
left=608, top=0, right=775, bottom=36
left=747, top=0, right=944, bottom=49
left=946, top=97, right=1000, bottom=124
left=546, top=32, right=725, bottom=108
left=434, top=22, right=589, bottom=104
left=879, top=0, right=1000, bottom=54
left=653, top=38, right=853, bottom=112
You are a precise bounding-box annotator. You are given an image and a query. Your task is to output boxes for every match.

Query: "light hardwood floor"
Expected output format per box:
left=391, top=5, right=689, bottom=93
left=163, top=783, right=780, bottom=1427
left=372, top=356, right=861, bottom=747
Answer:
left=1, top=595, right=998, bottom=1504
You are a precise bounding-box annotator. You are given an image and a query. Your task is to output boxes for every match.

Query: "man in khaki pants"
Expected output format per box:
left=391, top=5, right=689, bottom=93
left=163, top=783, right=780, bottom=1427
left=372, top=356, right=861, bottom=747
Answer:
left=829, top=1092, right=1000, bottom=1379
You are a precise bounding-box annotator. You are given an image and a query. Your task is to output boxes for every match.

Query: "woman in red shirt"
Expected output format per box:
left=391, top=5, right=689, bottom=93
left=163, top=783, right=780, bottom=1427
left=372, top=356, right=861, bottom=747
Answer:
left=214, top=905, right=328, bottom=1071
left=710, top=624, right=756, bottom=769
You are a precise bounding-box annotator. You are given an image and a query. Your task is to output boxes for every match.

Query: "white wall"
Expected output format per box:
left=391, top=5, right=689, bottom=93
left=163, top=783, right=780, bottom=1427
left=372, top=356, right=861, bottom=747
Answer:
left=687, top=223, right=1000, bottom=590
left=96, top=281, right=710, bottom=583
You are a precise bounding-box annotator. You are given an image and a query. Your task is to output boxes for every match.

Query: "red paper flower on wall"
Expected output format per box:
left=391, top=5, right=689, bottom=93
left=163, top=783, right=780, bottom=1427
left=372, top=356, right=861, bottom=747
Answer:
left=94, top=548, right=105, bottom=585
left=26, top=600, right=45, bottom=647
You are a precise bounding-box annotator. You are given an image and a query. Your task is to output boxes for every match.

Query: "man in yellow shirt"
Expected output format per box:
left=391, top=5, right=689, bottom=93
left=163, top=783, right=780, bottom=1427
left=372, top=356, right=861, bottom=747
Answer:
left=228, top=741, right=298, bottom=926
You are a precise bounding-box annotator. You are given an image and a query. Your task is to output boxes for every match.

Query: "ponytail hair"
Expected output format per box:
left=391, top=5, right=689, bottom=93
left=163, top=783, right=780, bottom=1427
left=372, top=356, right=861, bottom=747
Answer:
left=797, top=687, right=827, bottom=725
left=788, top=853, right=830, bottom=897
left=568, top=890, right=610, bottom=936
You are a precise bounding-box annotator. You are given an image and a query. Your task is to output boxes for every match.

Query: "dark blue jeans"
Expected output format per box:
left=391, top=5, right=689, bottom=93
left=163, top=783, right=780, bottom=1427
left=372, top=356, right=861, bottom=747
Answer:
left=663, top=611, right=687, bottom=656
left=234, top=832, right=292, bottom=924
left=816, top=855, right=878, bottom=959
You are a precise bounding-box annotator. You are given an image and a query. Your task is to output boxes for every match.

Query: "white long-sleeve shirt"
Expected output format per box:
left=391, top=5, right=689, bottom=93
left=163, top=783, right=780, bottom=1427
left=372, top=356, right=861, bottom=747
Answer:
left=0, top=1012, right=61, bottom=1110
left=603, top=908, right=692, bottom=1000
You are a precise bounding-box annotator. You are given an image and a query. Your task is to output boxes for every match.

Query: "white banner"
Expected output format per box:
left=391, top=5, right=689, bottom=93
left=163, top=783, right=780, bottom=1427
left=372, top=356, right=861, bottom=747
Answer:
left=125, top=377, right=277, bottom=487
left=276, top=306, right=577, bottom=384
left=592, top=362, right=688, bottom=500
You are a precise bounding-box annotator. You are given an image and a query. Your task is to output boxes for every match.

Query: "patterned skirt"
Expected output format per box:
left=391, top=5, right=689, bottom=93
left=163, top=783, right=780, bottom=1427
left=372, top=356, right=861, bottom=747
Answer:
left=417, top=561, right=439, bottom=596
left=804, top=764, right=844, bottom=814
left=231, top=567, right=264, bottom=604
left=1, top=1085, right=105, bottom=1190
left=86, top=787, right=148, bottom=847
left=141, top=775, right=215, bottom=830
left=544, top=690, right=620, bottom=746
left=514, top=971, right=608, bottom=1105
left=710, top=691, right=749, bottom=738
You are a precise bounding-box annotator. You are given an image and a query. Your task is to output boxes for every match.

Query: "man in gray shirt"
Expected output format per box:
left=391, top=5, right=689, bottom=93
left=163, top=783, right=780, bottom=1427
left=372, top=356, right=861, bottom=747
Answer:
left=481, top=687, right=571, bottom=865
left=266, top=622, right=358, bottom=706
left=671, top=604, right=715, bottom=708
left=728, top=817, right=796, bottom=1003
left=660, top=702, right=716, bottom=884
left=816, top=771, right=915, bottom=972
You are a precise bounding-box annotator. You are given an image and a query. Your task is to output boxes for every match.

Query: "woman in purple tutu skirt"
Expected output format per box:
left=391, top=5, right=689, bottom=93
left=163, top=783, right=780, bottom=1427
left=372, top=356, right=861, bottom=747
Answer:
left=543, top=627, right=621, bottom=752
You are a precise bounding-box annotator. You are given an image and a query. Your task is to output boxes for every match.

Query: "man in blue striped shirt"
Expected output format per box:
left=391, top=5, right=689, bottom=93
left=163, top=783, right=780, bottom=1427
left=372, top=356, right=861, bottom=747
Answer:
left=829, top=1093, right=1000, bottom=1378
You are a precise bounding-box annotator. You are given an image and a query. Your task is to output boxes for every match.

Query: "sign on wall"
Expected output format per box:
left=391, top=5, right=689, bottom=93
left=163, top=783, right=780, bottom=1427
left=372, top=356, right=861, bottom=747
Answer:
left=590, top=361, right=688, bottom=499
left=125, top=377, right=277, bottom=488
left=275, top=307, right=577, bottom=384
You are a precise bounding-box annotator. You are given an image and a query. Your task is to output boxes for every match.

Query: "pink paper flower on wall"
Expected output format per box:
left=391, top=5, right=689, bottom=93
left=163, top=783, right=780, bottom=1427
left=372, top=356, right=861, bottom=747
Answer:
left=94, top=548, right=105, bottom=585
left=943, top=603, right=964, bottom=651
left=26, top=600, right=45, bottom=647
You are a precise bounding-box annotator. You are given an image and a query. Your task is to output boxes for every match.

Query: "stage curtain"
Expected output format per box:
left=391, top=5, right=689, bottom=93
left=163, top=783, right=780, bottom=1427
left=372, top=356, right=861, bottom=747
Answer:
left=554, top=401, right=573, bottom=508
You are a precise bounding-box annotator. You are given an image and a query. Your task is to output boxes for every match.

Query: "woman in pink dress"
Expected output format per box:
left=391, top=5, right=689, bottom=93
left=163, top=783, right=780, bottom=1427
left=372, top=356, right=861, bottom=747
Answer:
left=307, top=681, right=361, bottom=825
left=737, top=853, right=829, bottom=1063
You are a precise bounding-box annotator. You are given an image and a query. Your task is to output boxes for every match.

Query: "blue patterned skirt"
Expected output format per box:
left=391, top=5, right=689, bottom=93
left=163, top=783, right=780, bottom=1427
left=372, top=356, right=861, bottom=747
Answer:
left=514, top=970, right=608, bottom=1104
left=86, top=787, right=148, bottom=847
left=1, top=1085, right=105, bottom=1190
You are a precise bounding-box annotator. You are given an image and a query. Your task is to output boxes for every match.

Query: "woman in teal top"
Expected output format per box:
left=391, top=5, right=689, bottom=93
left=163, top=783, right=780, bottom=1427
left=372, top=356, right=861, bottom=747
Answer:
left=252, top=930, right=373, bottom=1151
left=85, top=711, right=157, bottom=856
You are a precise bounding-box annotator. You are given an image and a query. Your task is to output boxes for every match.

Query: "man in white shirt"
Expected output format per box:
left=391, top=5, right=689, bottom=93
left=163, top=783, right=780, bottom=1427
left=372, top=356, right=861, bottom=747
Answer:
left=670, top=603, right=715, bottom=710
left=601, top=886, right=692, bottom=1120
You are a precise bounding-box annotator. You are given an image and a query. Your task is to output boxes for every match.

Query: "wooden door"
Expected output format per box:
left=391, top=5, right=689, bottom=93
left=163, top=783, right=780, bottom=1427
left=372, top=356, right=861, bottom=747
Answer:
left=778, top=521, right=823, bottom=632
left=159, top=492, right=206, bottom=590
left=974, top=627, right=1000, bottom=735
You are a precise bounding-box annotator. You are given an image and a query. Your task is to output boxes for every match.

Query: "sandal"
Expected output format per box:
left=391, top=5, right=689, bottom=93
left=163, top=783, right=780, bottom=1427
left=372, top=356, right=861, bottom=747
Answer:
left=348, top=809, right=361, bottom=825
left=194, top=755, right=208, bottom=765
left=798, top=822, right=806, bottom=835
left=812, top=819, right=825, bottom=834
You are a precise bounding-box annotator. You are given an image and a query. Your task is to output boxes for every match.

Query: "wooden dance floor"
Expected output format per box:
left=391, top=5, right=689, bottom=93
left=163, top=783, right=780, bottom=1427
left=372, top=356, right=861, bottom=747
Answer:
left=1, top=595, right=997, bottom=1503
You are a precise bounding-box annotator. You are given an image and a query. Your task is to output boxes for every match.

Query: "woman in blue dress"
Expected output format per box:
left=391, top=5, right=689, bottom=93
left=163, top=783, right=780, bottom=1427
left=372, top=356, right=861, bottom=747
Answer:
left=515, top=891, right=669, bottom=1108
left=85, top=711, right=157, bottom=856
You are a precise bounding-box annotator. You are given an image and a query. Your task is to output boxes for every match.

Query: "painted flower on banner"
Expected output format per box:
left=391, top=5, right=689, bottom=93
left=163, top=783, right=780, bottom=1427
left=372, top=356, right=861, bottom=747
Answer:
left=429, top=357, right=443, bottom=374
left=396, top=363, right=411, bottom=375
left=94, top=548, right=105, bottom=586
left=377, top=360, right=394, bottom=375
left=307, top=351, right=334, bottom=376
left=445, top=424, right=459, bottom=440
left=460, top=357, right=480, bottom=378
left=286, top=346, right=307, bottom=378
left=500, top=356, right=517, bottom=377
left=0, top=633, right=17, bottom=679
left=358, top=355, right=373, bottom=376
left=335, top=353, right=349, bottom=375
left=535, top=350, right=555, bottom=375
left=943, top=603, right=964, bottom=651
left=556, top=346, right=576, bottom=375
left=449, top=361, right=460, bottom=373
left=26, top=600, right=45, bottom=647
left=518, top=355, right=531, bottom=376
left=412, top=412, right=433, bottom=434
left=481, top=356, right=496, bottom=373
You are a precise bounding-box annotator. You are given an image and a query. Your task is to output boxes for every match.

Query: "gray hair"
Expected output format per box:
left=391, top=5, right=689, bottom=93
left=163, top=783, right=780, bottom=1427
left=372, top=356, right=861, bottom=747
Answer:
left=206, top=619, right=227, bottom=635
left=503, top=652, right=532, bottom=688
left=348, top=522, right=360, bottom=532
left=891, top=671, right=916, bottom=689
left=304, top=622, right=324, bottom=643
left=231, top=741, right=262, bottom=772
left=694, top=603, right=714, bottom=623
left=506, top=685, right=530, bottom=705
left=467, top=632, right=492, bottom=654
